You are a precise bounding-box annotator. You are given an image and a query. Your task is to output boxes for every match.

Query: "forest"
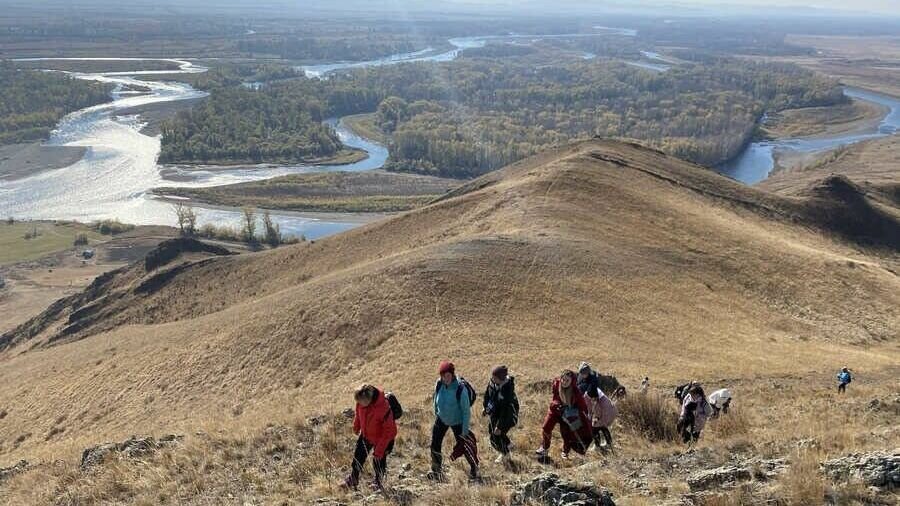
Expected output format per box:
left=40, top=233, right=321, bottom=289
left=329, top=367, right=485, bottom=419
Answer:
left=349, top=57, right=844, bottom=176
left=158, top=47, right=843, bottom=175
left=158, top=81, right=342, bottom=164
left=238, top=34, right=441, bottom=62
left=0, top=65, right=113, bottom=145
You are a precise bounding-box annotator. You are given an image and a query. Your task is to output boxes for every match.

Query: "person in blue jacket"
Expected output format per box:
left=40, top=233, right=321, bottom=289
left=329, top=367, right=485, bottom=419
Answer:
left=429, top=360, right=480, bottom=481
left=837, top=367, right=852, bottom=394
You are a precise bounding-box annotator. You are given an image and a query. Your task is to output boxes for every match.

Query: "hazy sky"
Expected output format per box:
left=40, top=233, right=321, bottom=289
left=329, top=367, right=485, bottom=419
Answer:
left=464, top=0, right=900, bottom=16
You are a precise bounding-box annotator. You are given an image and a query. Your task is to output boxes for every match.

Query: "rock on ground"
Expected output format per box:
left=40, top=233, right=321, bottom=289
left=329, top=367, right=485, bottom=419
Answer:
left=513, top=472, right=616, bottom=506
left=822, top=449, right=899, bottom=490
left=80, top=434, right=183, bottom=470
left=0, top=459, right=28, bottom=481
left=687, top=458, right=787, bottom=491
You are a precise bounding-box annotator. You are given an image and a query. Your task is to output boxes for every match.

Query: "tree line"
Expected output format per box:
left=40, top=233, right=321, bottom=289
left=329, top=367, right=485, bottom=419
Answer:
left=158, top=54, right=843, bottom=175
left=0, top=64, right=113, bottom=145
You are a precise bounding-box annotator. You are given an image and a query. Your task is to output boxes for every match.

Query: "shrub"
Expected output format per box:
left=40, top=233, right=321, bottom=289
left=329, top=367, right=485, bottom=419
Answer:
left=616, top=392, right=680, bottom=442
left=73, top=233, right=89, bottom=246
left=92, top=219, right=135, bottom=235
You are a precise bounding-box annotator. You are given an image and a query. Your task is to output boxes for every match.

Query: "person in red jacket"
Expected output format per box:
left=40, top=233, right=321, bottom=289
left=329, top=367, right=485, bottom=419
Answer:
left=344, top=384, right=398, bottom=491
left=535, top=370, right=593, bottom=459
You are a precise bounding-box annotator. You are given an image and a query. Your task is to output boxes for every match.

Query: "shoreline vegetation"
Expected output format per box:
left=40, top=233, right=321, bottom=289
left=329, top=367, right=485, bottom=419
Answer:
left=0, top=64, right=114, bottom=145
left=158, top=147, right=368, bottom=168
left=152, top=170, right=459, bottom=213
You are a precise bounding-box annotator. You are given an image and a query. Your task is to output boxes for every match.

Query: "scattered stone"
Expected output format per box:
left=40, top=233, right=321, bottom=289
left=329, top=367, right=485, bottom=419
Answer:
left=307, top=415, right=328, bottom=426
left=513, top=472, right=616, bottom=506
left=795, top=438, right=820, bottom=450
left=687, top=466, right=752, bottom=491
left=0, top=460, right=28, bottom=481
left=822, top=449, right=899, bottom=490
left=80, top=434, right=183, bottom=470
left=687, top=458, right=787, bottom=491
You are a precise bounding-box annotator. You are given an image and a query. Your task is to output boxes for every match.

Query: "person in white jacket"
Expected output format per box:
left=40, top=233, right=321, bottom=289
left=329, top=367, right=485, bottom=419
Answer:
left=708, top=388, right=732, bottom=417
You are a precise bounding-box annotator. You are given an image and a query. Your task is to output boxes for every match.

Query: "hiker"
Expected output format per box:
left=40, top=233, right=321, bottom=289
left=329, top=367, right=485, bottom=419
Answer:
left=482, top=365, right=520, bottom=463
left=640, top=377, right=650, bottom=393
left=536, top=370, right=593, bottom=459
left=708, top=388, right=732, bottom=417
left=344, top=384, right=398, bottom=491
left=678, top=384, right=711, bottom=444
left=577, top=362, right=617, bottom=451
left=429, top=360, right=480, bottom=481
left=837, top=367, right=852, bottom=394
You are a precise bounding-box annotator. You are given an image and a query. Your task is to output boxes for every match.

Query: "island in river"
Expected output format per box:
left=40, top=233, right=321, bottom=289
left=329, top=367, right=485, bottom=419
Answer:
left=152, top=170, right=459, bottom=213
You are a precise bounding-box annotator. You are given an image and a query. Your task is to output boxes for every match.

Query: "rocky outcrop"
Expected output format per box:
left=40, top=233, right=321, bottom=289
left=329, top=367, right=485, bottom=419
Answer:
left=80, top=434, right=183, bottom=470
left=512, top=472, right=616, bottom=506
left=687, top=458, right=787, bottom=491
left=0, top=460, right=28, bottom=482
left=822, top=449, right=899, bottom=490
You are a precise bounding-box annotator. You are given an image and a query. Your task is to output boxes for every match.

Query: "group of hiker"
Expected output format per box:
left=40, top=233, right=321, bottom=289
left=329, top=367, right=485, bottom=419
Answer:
left=343, top=360, right=623, bottom=491
left=343, top=360, right=857, bottom=491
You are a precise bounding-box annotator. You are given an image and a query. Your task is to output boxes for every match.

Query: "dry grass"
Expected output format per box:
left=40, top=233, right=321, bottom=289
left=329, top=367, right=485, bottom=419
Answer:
left=779, top=450, right=827, bottom=506
left=0, top=140, right=897, bottom=504
left=616, top=393, right=679, bottom=443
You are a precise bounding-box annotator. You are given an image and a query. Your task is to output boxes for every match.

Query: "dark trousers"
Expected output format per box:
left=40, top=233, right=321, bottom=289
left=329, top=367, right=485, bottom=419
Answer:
left=488, top=419, right=511, bottom=455
left=431, top=418, right=478, bottom=474
left=838, top=383, right=847, bottom=394
left=351, top=436, right=394, bottom=483
left=592, top=426, right=612, bottom=447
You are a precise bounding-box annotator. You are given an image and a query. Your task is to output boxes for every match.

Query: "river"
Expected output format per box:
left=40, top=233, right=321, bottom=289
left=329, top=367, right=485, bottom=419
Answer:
left=0, top=59, right=388, bottom=240
left=4, top=31, right=896, bottom=239
left=716, top=87, right=900, bottom=184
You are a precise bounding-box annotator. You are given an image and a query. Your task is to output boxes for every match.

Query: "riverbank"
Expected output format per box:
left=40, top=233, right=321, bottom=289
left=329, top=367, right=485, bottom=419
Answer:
left=152, top=170, right=459, bottom=213
left=341, top=113, right=389, bottom=145
left=760, top=98, right=888, bottom=139
left=0, top=143, right=89, bottom=181
left=113, top=96, right=208, bottom=137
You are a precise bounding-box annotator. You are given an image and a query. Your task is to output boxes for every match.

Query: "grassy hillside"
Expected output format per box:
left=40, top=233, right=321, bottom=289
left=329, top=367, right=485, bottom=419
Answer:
left=0, top=140, right=897, bottom=504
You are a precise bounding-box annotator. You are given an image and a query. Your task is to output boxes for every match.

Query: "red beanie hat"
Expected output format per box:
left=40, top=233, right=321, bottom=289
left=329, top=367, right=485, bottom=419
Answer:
left=438, top=360, right=455, bottom=375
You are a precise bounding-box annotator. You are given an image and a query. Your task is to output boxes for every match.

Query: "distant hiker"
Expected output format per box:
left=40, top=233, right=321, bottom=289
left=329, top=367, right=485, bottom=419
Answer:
left=536, top=370, right=593, bottom=459
left=577, top=363, right=617, bottom=451
left=708, top=388, right=732, bottom=417
left=640, top=377, right=650, bottom=394
left=429, top=360, right=480, bottom=481
left=837, top=367, right=852, bottom=394
left=678, top=384, right=711, bottom=444
left=482, top=365, right=520, bottom=463
left=344, top=384, right=398, bottom=491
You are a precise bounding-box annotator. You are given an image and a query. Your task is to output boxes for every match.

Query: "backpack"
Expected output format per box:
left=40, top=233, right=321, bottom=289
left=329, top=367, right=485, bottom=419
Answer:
left=384, top=391, right=403, bottom=420
left=434, top=378, right=477, bottom=407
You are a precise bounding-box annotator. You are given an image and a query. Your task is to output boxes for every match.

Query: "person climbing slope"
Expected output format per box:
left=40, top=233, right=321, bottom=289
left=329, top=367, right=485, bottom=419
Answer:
left=482, top=365, right=519, bottom=463
left=429, top=360, right=480, bottom=481
left=708, top=388, right=732, bottom=417
left=344, top=384, right=398, bottom=492
left=678, top=384, right=711, bottom=444
left=577, top=362, right=617, bottom=451
left=837, top=367, right=852, bottom=394
left=536, top=370, right=593, bottom=459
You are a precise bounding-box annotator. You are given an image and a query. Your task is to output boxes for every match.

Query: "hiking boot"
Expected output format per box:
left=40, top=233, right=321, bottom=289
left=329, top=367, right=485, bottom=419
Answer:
left=341, top=475, right=359, bottom=490
left=534, top=446, right=547, bottom=457
left=426, top=469, right=445, bottom=481
left=369, top=478, right=385, bottom=492
left=560, top=451, right=570, bottom=460
left=469, top=468, right=482, bottom=483
left=494, top=453, right=507, bottom=464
